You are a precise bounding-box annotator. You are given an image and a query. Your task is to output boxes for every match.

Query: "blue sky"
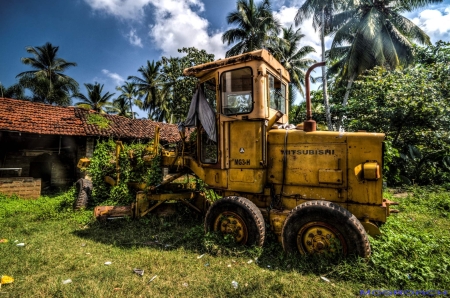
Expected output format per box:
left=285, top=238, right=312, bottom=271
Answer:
left=1, top=0, right=450, bottom=118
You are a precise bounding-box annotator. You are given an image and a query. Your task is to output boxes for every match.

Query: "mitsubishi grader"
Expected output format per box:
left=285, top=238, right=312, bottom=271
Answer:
left=80, top=49, right=397, bottom=258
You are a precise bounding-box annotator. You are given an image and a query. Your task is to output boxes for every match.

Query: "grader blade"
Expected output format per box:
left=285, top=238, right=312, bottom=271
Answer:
left=94, top=205, right=133, bottom=220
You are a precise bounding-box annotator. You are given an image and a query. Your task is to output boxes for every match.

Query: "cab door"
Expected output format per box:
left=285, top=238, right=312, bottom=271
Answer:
left=198, top=76, right=228, bottom=189
left=220, top=67, right=266, bottom=193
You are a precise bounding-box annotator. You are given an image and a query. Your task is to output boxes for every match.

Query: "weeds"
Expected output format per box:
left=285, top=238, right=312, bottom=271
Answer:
left=0, top=187, right=449, bottom=297
left=0, top=188, right=93, bottom=225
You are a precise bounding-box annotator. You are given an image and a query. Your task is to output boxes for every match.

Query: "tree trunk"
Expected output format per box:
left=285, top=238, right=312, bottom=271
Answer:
left=342, top=74, right=355, bottom=107
left=337, top=74, right=355, bottom=131
left=321, top=8, right=332, bottom=131
left=129, top=98, right=134, bottom=119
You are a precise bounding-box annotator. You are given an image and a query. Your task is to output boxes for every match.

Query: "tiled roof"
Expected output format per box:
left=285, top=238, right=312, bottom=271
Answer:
left=0, top=98, right=182, bottom=142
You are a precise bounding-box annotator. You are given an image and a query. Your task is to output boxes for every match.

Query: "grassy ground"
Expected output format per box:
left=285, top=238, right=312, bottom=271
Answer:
left=1, top=187, right=450, bottom=297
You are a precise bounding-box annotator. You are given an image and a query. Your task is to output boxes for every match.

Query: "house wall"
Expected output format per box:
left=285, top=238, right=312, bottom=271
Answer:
left=0, top=132, right=88, bottom=190
left=0, top=131, right=155, bottom=196
left=0, top=177, right=41, bottom=199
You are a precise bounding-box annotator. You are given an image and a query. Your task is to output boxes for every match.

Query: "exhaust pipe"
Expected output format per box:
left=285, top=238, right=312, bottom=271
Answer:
left=304, top=62, right=325, bottom=132
left=267, top=110, right=284, bottom=129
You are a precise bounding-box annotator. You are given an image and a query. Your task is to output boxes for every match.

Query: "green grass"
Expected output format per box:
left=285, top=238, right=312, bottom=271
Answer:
left=1, top=187, right=450, bottom=297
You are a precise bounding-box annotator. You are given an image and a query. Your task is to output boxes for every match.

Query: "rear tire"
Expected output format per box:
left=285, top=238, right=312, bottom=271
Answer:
left=204, top=196, right=265, bottom=246
left=282, top=200, right=370, bottom=258
left=73, top=178, right=92, bottom=210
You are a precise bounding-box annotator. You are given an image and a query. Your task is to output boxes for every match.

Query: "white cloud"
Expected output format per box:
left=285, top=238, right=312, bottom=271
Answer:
left=127, top=28, right=143, bottom=47
left=102, top=69, right=125, bottom=86
left=83, top=0, right=153, bottom=20
left=84, top=0, right=226, bottom=58
left=148, top=0, right=226, bottom=58
left=412, top=7, right=450, bottom=43
left=273, top=5, right=298, bottom=29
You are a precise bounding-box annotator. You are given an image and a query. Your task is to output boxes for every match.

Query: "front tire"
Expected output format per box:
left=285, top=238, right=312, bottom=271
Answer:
left=282, top=200, right=370, bottom=258
left=73, top=178, right=92, bottom=210
left=204, top=196, right=265, bottom=246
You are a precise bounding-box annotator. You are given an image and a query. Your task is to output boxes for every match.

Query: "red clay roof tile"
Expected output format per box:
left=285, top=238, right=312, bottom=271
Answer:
left=0, top=98, right=181, bottom=142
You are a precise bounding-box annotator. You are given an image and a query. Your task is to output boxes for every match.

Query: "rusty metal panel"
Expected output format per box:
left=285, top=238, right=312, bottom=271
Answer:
left=229, top=169, right=255, bottom=183
left=279, top=185, right=347, bottom=205
left=346, top=203, right=387, bottom=223
left=319, top=169, right=343, bottom=184
left=269, top=209, right=290, bottom=242
left=227, top=169, right=265, bottom=193
left=204, top=168, right=228, bottom=189
left=229, top=121, right=264, bottom=169
left=268, top=142, right=347, bottom=187
left=347, top=133, right=385, bottom=205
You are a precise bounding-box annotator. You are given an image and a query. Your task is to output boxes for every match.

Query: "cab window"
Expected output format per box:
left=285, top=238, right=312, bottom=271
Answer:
left=221, top=68, right=253, bottom=115
left=268, top=73, right=286, bottom=113
left=200, top=78, right=218, bottom=164
left=200, top=127, right=218, bottom=164
left=202, top=77, right=217, bottom=112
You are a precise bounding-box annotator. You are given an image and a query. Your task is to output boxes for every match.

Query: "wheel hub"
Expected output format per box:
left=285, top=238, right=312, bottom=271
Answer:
left=214, top=211, right=248, bottom=244
left=297, top=222, right=345, bottom=255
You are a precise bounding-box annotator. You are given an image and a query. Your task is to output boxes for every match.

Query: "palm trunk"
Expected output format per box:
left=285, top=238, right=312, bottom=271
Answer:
left=129, top=98, right=134, bottom=119
left=337, top=74, right=355, bottom=131
left=321, top=8, right=332, bottom=131
left=342, top=74, right=354, bottom=107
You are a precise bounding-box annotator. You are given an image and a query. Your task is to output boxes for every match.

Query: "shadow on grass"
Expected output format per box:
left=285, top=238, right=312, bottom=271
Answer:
left=71, top=204, right=364, bottom=280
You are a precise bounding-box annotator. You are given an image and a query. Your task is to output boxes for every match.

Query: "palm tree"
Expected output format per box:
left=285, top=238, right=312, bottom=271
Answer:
left=269, top=26, right=316, bottom=106
left=111, top=96, right=134, bottom=118
left=16, top=42, right=78, bottom=105
left=329, top=0, right=441, bottom=128
left=147, top=90, right=171, bottom=122
left=115, top=82, right=142, bottom=119
left=73, top=83, right=115, bottom=113
left=295, top=0, right=344, bottom=130
left=22, top=76, right=76, bottom=105
left=222, top=0, right=280, bottom=57
left=159, top=56, right=185, bottom=123
left=128, top=60, right=161, bottom=113
left=0, top=83, right=25, bottom=99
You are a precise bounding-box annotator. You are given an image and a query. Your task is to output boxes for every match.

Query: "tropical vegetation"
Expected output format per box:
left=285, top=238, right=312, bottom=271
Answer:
left=295, top=0, right=342, bottom=130
left=114, top=82, right=142, bottom=119
left=2, top=1, right=450, bottom=295
left=14, top=42, right=79, bottom=106
left=268, top=25, right=316, bottom=106
left=127, top=60, right=161, bottom=118
left=327, top=0, right=442, bottom=130
left=73, top=83, right=115, bottom=113
left=222, top=0, right=280, bottom=57
left=2, top=0, right=450, bottom=186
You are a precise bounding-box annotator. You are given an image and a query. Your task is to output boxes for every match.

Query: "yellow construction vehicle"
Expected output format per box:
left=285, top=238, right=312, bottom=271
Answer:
left=86, top=49, right=396, bottom=258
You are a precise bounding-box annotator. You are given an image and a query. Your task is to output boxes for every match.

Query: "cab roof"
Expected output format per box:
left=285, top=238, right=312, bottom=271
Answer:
left=183, top=49, right=290, bottom=82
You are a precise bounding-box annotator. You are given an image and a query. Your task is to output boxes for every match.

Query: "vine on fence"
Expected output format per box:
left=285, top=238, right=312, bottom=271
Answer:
left=87, top=139, right=162, bottom=206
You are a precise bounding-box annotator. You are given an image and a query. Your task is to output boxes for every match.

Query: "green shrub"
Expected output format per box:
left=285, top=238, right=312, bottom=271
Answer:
left=87, top=139, right=163, bottom=206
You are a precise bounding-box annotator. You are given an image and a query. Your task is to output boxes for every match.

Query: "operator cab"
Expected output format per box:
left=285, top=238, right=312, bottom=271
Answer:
left=184, top=49, right=290, bottom=123
left=183, top=50, right=290, bottom=177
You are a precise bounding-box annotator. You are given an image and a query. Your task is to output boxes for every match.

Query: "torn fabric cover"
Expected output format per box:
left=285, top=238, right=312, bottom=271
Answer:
left=183, top=86, right=217, bottom=142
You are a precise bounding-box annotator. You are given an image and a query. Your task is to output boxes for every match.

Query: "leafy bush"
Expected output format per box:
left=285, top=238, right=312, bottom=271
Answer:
left=342, top=42, right=450, bottom=186
left=87, top=139, right=163, bottom=206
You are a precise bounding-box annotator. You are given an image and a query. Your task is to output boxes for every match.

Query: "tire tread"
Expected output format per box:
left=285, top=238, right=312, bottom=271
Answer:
left=73, top=178, right=92, bottom=210
left=205, top=196, right=266, bottom=246
left=282, top=200, right=370, bottom=258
